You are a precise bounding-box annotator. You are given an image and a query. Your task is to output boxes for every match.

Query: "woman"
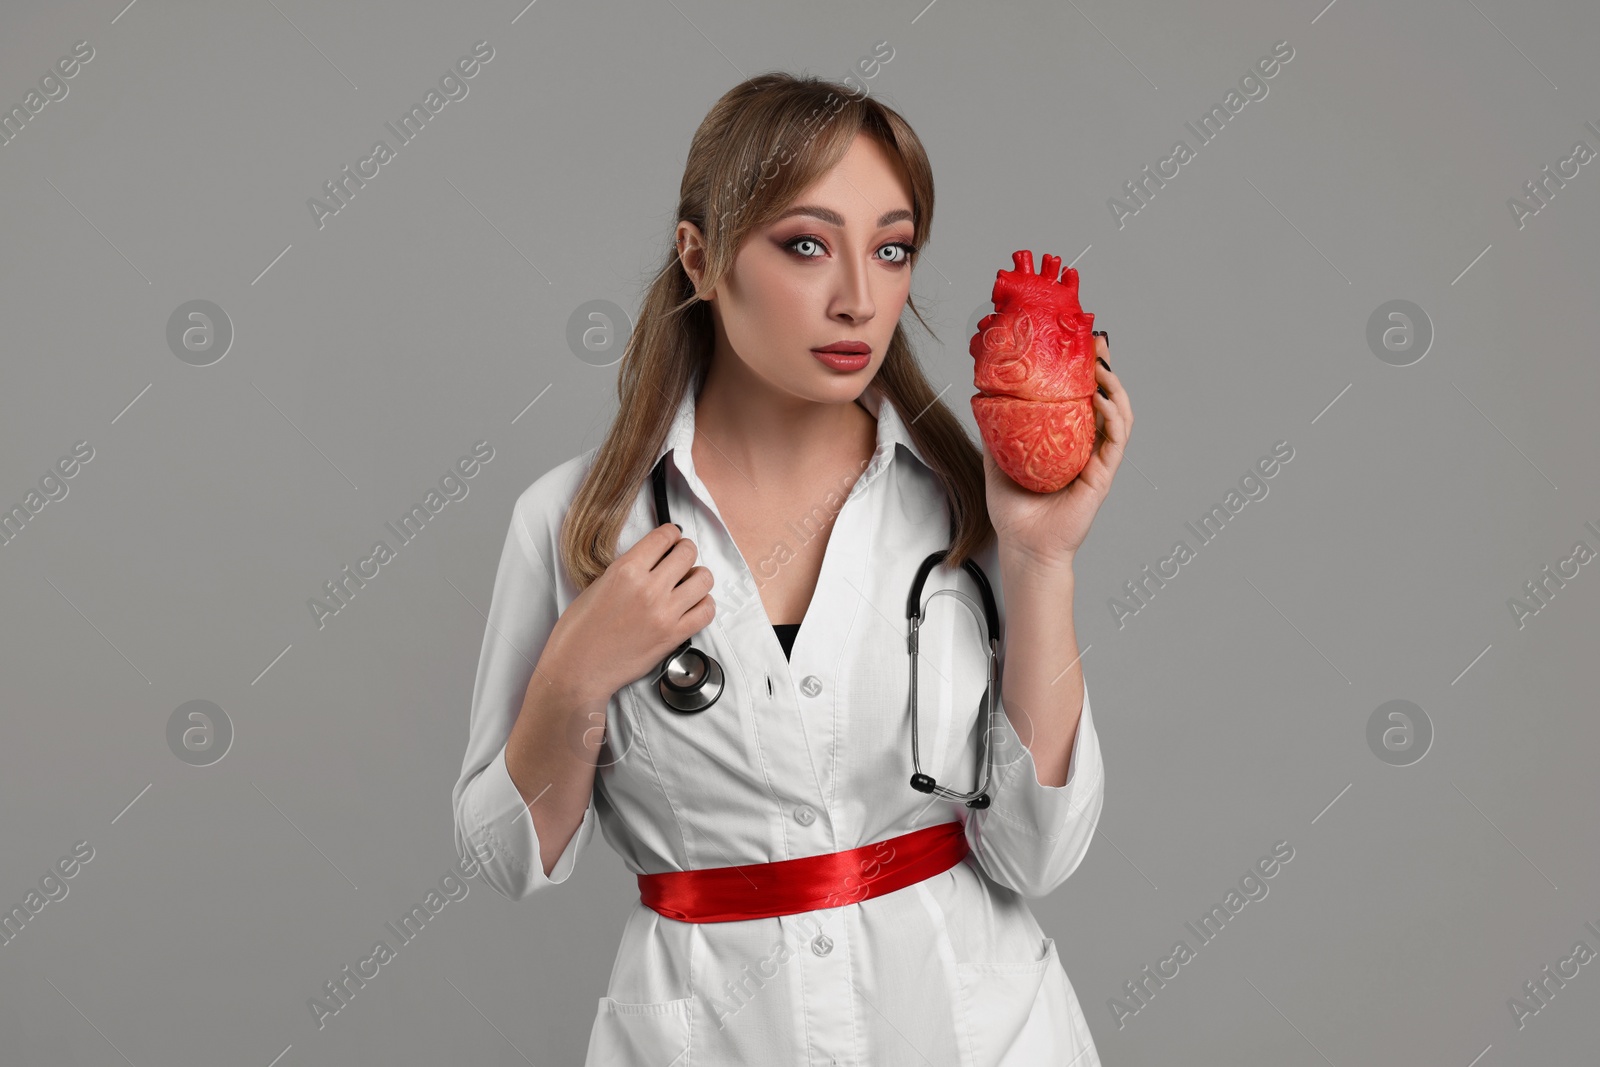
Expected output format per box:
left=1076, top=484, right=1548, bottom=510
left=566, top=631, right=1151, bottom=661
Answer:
left=453, top=71, right=1132, bottom=1066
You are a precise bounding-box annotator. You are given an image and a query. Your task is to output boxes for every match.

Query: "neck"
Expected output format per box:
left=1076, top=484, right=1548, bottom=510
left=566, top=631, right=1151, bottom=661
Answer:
left=693, top=357, right=876, bottom=485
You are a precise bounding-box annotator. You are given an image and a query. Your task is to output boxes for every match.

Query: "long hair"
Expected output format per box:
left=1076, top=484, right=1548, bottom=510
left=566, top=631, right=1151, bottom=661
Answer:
left=560, top=71, right=994, bottom=590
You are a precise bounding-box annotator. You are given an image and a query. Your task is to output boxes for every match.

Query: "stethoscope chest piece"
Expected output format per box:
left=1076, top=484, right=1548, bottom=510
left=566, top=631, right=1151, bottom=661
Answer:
left=657, top=637, right=724, bottom=714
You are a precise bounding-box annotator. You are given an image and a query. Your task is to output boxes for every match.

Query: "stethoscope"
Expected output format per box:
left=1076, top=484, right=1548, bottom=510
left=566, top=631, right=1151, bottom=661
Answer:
left=647, top=453, right=1000, bottom=808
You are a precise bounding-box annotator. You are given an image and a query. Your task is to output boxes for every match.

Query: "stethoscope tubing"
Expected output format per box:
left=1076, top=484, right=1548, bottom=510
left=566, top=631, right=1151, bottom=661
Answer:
left=646, top=452, right=1000, bottom=807
left=907, top=584, right=999, bottom=808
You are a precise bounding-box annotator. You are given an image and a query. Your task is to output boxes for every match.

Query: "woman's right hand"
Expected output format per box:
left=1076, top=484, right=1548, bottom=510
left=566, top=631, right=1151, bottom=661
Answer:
left=541, top=523, right=716, bottom=703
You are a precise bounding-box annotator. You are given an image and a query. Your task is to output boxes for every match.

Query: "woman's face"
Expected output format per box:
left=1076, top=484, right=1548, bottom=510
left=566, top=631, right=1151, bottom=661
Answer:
left=679, top=132, right=918, bottom=403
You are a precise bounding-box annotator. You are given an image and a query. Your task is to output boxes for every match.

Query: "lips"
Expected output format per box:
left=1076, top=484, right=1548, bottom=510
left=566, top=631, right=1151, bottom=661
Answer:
left=812, top=341, right=870, bottom=355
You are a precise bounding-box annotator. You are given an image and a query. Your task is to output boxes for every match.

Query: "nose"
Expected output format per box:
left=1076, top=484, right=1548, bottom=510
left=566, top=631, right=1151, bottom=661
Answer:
left=830, top=253, right=875, bottom=326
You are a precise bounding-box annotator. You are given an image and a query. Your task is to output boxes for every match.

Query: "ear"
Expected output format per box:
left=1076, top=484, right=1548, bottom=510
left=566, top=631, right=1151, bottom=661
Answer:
left=675, top=221, right=713, bottom=300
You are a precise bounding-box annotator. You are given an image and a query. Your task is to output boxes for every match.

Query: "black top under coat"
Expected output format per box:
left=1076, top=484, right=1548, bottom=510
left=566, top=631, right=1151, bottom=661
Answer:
left=772, top=622, right=801, bottom=660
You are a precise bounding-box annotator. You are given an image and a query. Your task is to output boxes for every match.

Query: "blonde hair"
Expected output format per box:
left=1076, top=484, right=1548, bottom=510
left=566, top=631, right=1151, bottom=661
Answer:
left=560, top=71, right=993, bottom=589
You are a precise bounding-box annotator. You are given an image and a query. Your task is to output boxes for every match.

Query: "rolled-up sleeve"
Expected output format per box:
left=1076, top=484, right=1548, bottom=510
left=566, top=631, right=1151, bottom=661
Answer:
left=965, top=679, right=1104, bottom=899
left=452, top=492, right=598, bottom=902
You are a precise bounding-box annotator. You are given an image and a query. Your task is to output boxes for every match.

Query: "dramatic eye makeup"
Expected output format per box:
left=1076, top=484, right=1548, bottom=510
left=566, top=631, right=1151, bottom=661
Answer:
left=779, top=233, right=918, bottom=264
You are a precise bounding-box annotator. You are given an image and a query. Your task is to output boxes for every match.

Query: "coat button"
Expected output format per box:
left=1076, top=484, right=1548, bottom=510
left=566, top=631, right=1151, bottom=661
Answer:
left=811, top=933, right=833, bottom=956
left=800, top=675, right=823, bottom=697
left=794, top=804, right=816, bottom=826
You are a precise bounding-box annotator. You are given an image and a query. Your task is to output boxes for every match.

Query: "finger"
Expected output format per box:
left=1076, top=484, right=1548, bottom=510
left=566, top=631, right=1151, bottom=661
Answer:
left=1089, top=391, right=1128, bottom=475
left=626, top=522, right=684, bottom=566
left=1098, top=360, right=1132, bottom=429
left=1095, top=358, right=1123, bottom=390
left=1093, top=363, right=1132, bottom=443
left=1091, top=334, right=1110, bottom=398
left=671, top=564, right=714, bottom=607
left=654, top=534, right=699, bottom=581
left=1087, top=401, right=1109, bottom=478
left=1099, top=379, right=1127, bottom=429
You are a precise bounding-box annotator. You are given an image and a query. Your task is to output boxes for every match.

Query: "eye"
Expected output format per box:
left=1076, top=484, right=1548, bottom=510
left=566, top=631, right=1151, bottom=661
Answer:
left=784, top=235, right=826, bottom=258
left=877, top=242, right=917, bottom=265
left=782, top=235, right=919, bottom=265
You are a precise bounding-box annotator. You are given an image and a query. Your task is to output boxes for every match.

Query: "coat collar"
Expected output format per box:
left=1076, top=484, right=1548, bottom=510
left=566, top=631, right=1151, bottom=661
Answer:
left=650, top=374, right=935, bottom=482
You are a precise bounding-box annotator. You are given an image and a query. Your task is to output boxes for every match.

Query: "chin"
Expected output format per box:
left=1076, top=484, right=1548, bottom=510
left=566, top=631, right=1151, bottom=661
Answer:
left=787, top=376, right=863, bottom=406
left=813, top=366, right=877, bottom=393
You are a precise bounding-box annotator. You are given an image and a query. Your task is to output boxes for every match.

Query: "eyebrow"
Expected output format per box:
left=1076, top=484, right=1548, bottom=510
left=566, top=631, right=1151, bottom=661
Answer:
left=774, top=204, right=913, bottom=228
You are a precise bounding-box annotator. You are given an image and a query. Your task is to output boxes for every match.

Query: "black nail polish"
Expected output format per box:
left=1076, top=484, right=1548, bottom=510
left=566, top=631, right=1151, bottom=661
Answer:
left=1097, top=356, right=1110, bottom=372
left=1097, top=385, right=1110, bottom=399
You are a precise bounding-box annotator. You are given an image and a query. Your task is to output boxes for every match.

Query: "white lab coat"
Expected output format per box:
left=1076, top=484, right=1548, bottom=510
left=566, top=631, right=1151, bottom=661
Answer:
left=453, top=376, right=1106, bottom=1066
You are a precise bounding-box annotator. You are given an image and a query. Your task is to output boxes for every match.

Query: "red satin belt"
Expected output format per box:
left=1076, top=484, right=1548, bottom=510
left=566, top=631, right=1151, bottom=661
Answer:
left=637, top=821, right=970, bottom=923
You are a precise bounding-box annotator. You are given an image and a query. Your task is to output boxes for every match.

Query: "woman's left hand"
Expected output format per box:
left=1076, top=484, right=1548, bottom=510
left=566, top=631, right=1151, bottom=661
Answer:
left=982, top=335, right=1132, bottom=570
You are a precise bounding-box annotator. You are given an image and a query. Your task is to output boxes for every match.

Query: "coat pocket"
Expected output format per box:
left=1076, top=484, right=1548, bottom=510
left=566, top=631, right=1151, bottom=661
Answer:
left=584, top=995, right=693, bottom=1067
left=954, top=936, right=1057, bottom=1067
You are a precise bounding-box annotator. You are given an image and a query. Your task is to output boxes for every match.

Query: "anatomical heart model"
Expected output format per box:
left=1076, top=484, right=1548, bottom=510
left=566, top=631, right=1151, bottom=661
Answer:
left=969, top=250, right=1099, bottom=493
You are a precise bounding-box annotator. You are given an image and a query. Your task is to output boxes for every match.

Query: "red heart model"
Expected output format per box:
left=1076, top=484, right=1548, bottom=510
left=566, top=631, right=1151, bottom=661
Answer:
left=969, top=250, right=1098, bottom=494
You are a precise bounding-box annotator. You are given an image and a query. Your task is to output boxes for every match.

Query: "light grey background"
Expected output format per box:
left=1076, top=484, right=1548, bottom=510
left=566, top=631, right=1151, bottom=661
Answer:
left=2, top=0, right=1596, bottom=1064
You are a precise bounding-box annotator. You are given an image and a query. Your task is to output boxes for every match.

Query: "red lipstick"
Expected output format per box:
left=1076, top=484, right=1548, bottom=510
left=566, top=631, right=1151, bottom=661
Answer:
left=811, top=340, right=871, bottom=372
